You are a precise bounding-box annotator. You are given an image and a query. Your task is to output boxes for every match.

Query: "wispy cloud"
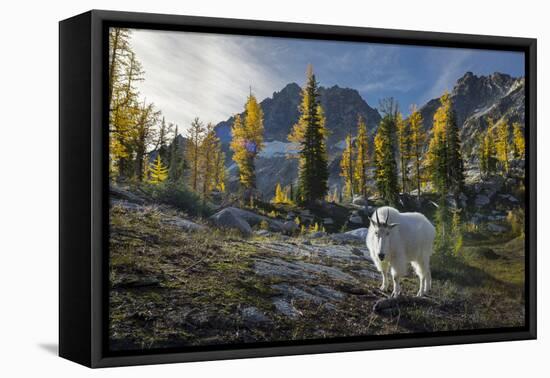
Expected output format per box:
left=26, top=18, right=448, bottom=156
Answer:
left=419, top=48, right=474, bottom=104
left=128, top=29, right=524, bottom=130
left=131, top=29, right=284, bottom=132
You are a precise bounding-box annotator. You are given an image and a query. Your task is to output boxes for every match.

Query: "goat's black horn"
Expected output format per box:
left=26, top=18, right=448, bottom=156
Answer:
left=385, top=210, right=390, bottom=225
left=375, top=209, right=380, bottom=225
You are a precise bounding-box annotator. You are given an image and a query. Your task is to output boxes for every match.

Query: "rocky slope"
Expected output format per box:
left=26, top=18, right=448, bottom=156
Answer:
left=108, top=191, right=525, bottom=351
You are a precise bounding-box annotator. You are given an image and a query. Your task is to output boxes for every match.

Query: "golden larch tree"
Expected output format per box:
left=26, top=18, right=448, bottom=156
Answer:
left=186, top=117, right=205, bottom=192
left=512, top=122, right=525, bottom=159
left=230, top=95, right=264, bottom=191
left=409, top=106, right=425, bottom=200
left=496, top=119, right=511, bottom=174
left=148, top=155, right=168, bottom=184
left=340, top=134, right=355, bottom=201
left=354, top=116, right=369, bottom=198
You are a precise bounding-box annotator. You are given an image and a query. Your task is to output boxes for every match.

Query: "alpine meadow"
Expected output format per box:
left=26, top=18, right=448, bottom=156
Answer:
left=107, top=27, right=527, bottom=352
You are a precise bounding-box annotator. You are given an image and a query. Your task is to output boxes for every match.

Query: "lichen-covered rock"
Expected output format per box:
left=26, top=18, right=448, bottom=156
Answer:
left=209, top=208, right=253, bottom=236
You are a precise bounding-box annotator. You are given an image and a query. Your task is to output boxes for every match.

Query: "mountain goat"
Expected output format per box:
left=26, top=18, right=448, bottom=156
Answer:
left=366, top=206, right=435, bottom=297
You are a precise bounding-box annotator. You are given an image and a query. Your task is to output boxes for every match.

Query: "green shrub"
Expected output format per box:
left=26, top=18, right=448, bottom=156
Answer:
left=140, top=182, right=213, bottom=217
left=506, top=208, right=524, bottom=237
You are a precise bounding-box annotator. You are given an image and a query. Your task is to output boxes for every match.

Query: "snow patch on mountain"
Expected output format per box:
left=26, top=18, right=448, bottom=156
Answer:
left=259, top=141, right=296, bottom=158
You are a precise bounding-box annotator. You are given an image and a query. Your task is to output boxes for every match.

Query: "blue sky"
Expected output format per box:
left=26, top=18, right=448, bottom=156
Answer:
left=129, top=28, right=524, bottom=132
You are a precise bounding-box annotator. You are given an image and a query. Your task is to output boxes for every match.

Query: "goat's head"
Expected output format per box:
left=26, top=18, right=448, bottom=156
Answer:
left=370, top=208, right=399, bottom=261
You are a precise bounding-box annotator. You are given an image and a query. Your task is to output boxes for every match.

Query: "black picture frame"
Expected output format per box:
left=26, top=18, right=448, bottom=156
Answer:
left=59, top=9, right=537, bottom=368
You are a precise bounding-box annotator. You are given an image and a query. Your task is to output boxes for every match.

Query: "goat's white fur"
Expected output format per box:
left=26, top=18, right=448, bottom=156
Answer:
left=366, top=206, right=435, bottom=297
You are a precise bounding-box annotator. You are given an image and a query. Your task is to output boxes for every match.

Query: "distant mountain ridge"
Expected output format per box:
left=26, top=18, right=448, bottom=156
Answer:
left=208, top=71, right=525, bottom=197
left=419, top=71, right=525, bottom=153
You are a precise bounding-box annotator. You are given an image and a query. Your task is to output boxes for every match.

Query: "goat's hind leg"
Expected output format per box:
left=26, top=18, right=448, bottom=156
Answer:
left=414, top=262, right=425, bottom=297
left=422, top=255, right=432, bottom=295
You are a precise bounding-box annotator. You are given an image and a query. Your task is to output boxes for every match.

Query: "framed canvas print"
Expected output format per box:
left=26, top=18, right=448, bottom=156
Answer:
left=59, top=10, right=536, bottom=368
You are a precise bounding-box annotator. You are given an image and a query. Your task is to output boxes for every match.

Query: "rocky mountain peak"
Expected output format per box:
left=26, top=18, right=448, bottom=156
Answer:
left=215, top=82, right=381, bottom=144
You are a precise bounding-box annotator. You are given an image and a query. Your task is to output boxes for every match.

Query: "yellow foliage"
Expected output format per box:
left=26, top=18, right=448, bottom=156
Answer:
left=340, top=134, right=354, bottom=200
left=512, top=122, right=525, bottom=159
left=496, top=119, right=511, bottom=173
left=409, top=106, right=425, bottom=196
left=259, top=220, right=270, bottom=231
left=148, top=155, right=168, bottom=185
left=354, top=116, right=369, bottom=197
left=230, top=95, right=264, bottom=190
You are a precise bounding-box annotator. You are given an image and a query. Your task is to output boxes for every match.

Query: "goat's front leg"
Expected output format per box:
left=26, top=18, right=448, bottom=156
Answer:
left=380, top=264, right=389, bottom=292
left=391, top=270, right=401, bottom=298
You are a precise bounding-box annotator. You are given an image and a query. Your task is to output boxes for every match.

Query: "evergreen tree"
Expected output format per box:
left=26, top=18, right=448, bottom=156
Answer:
left=133, top=100, right=160, bottom=181
left=409, top=106, right=425, bottom=200
left=434, top=201, right=463, bottom=259
left=445, top=99, right=465, bottom=194
left=397, top=112, right=411, bottom=194
left=168, top=125, right=184, bottom=182
left=148, top=155, right=168, bottom=184
left=287, top=65, right=329, bottom=204
left=186, top=117, right=205, bottom=192
left=340, top=134, right=354, bottom=200
left=512, top=122, right=526, bottom=159
left=354, top=115, right=369, bottom=198
left=157, top=117, right=171, bottom=164
left=478, top=131, right=488, bottom=176
left=496, top=119, right=511, bottom=174
left=200, top=123, right=216, bottom=200
left=374, top=115, right=399, bottom=206
left=230, top=94, right=264, bottom=192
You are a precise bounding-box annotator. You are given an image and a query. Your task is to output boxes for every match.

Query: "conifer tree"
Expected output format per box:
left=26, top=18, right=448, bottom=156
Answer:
left=288, top=64, right=329, bottom=204
left=148, top=155, right=168, bottom=184
left=273, top=183, right=286, bottom=203
left=445, top=98, right=464, bottom=194
left=133, top=100, right=160, bottom=181
left=157, top=117, right=171, bottom=164
left=340, top=134, right=355, bottom=201
left=374, top=115, right=399, bottom=206
left=212, top=142, right=226, bottom=192
left=168, top=125, right=184, bottom=182
left=482, top=124, right=498, bottom=176
left=354, top=116, right=369, bottom=198
left=199, top=123, right=222, bottom=200
left=230, top=94, right=264, bottom=191
left=397, top=112, right=411, bottom=194
left=427, top=92, right=464, bottom=196
left=496, top=119, right=511, bottom=174
left=108, top=28, right=144, bottom=180
left=186, top=117, right=205, bottom=192
left=409, top=106, right=425, bottom=200
left=512, top=122, right=525, bottom=159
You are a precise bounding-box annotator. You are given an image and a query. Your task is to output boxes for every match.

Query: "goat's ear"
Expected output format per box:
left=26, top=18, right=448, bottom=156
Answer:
left=389, top=223, right=399, bottom=229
